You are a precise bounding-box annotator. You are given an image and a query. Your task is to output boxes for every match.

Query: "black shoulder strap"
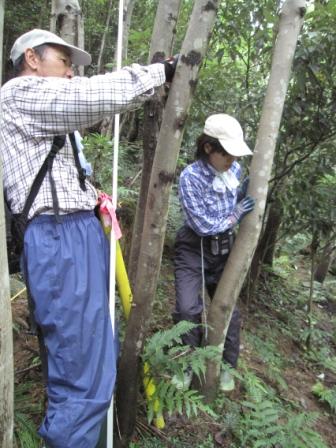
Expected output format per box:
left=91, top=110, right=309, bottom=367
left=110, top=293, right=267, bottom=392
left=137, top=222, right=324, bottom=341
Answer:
left=69, top=132, right=87, bottom=192
left=21, top=135, right=66, bottom=221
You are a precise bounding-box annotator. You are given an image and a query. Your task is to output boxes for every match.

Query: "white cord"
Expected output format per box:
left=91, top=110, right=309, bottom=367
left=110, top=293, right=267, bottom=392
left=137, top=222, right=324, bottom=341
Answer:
left=107, top=0, right=124, bottom=446
left=200, top=238, right=208, bottom=342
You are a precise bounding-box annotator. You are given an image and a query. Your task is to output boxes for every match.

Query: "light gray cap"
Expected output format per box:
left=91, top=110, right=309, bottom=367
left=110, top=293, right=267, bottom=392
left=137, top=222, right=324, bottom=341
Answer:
left=204, top=114, right=252, bottom=157
left=10, top=29, right=92, bottom=66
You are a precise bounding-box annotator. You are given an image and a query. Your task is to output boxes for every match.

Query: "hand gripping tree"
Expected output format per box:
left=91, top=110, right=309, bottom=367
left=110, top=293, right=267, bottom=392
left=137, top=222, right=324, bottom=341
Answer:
left=202, top=0, right=307, bottom=402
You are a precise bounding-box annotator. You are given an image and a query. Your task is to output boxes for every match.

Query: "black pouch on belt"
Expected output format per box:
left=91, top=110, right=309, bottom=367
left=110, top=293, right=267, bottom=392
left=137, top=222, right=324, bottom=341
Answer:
left=210, top=230, right=234, bottom=256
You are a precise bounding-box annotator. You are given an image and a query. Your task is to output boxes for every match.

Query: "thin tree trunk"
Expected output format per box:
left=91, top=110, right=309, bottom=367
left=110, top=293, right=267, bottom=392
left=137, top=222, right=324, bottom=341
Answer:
left=0, top=2, right=14, bottom=445
left=248, top=196, right=283, bottom=300
left=50, top=0, right=81, bottom=36
left=0, top=190, right=13, bottom=448
left=0, top=187, right=13, bottom=448
left=314, top=240, right=335, bottom=283
left=50, top=0, right=84, bottom=75
left=101, top=0, right=136, bottom=137
left=307, top=229, right=318, bottom=351
left=122, top=0, right=136, bottom=61
left=38, top=0, right=49, bottom=29
left=115, top=2, right=219, bottom=445
left=128, top=0, right=182, bottom=288
left=0, top=0, right=3, bottom=84
left=97, top=0, right=114, bottom=74
left=77, top=12, right=85, bottom=76
left=112, top=0, right=136, bottom=62
left=202, top=0, right=306, bottom=402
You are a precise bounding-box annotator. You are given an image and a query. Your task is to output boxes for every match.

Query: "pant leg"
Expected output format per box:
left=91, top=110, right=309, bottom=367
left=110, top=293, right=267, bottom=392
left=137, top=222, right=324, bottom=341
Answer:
left=206, top=250, right=241, bottom=369
left=24, top=211, right=116, bottom=448
left=222, top=307, right=240, bottom=368
left=173, top=226, right=203, bottom=347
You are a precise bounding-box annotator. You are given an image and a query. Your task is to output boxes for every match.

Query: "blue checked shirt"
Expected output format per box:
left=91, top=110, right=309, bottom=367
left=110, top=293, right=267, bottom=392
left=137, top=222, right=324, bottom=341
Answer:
left=179, top=159, right=242, bottom=236
left=1, top=63, right=165, bottom=218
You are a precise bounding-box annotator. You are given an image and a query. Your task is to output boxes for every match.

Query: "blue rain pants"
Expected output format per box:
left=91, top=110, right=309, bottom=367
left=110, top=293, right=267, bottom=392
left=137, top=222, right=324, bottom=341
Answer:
left=23, top=211, right=116, bottom=448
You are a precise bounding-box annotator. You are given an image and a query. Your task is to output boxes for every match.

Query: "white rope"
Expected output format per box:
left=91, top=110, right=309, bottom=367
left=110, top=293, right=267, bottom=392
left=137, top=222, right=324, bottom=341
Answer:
left=107, top=0, right=124, bottom=446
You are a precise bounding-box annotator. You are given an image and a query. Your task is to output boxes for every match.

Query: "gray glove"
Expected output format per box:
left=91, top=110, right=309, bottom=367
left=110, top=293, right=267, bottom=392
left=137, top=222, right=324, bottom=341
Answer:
left=230, top=196, right=255, bottom=225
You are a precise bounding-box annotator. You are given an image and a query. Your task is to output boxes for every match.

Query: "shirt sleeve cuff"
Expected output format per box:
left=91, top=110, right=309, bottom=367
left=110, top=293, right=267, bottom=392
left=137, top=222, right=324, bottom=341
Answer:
left=146, top=63, right=166, bottom=87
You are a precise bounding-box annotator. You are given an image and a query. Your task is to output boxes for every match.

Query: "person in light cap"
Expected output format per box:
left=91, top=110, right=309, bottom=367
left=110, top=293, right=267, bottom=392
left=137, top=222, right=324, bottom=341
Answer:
left=10, top=28, right=92, bottom=68
left=172, top=113, right=255, bottom=392
left=1, top=28, right=178, bottom=448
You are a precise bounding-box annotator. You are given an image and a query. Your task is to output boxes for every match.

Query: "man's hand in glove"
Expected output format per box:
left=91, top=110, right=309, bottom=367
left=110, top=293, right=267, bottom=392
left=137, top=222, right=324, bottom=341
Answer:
left=229, top=196, right=255, bottom=226
left=161, top=55, right=179, bottom=83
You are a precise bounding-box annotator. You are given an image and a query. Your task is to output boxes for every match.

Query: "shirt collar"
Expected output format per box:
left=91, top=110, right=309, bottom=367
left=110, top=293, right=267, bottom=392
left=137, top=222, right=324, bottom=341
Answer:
left=197, top=160, right=239, bottom=193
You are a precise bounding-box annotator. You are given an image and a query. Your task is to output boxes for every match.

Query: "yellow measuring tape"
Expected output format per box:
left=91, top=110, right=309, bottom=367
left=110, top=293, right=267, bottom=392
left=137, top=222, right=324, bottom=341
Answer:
left=115, top=241, right=165, bottom=429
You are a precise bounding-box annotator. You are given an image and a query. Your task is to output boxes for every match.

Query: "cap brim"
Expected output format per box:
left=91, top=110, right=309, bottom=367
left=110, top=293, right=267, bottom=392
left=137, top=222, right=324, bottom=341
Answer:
left=219, top=138, right=252, bottom=156
left=61, top=44, right=91, bottom=66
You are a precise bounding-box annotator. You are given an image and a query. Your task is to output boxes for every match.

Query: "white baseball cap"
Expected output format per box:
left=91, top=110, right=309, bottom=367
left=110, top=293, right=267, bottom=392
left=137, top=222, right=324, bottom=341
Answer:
left=204, top=114, right=252, bottom=156
left=10, top=29, right=92, bottom=66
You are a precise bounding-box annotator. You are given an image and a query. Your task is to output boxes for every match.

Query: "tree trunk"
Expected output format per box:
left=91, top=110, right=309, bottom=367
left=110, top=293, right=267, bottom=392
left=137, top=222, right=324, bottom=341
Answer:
left=115, top=1, right=219, bottom=445
left=97, top=0, right=114, bottom=74
left=50, top=0, right=85, bottom=75
left=248, top=196, right=284, bottom=299
left=128, top=0, right=182, bottom=288
left=314, top=240, right=336, bottom=283
left=307, top=229, right=318, bottom=351
left=112, top=0, right=136, bottom=62
left=0, top=187, right=13, bottom=448
left=100, top=0, right=136, bottom=136
left=0, top=2, right=14, bottom=444
left=202, top=0, right=306, bottom=402
left=77, top=10, right=85, bottom=76
left=262, top=201, right=283, bottom=266
left=121, top=0, right=136, bottom=61
left=0, top=0, right=3, bottom=84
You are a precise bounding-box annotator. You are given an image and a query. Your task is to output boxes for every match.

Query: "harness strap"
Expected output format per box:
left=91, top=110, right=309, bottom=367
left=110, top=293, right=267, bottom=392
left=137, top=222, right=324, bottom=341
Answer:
left=47, top=142, right=62, bottom=222
left=21, top=135, right=66, bottom=221
left=69, top=132, right=87, bottom=192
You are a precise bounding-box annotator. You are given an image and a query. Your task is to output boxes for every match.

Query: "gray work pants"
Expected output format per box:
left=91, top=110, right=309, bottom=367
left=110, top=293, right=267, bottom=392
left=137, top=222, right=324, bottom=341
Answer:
left=173, top=225, right=240, bottom=368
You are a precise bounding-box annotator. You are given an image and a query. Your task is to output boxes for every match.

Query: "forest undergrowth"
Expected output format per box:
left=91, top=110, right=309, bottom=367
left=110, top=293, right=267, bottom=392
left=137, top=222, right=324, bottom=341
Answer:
left=11, top=236, right=336, bottom=448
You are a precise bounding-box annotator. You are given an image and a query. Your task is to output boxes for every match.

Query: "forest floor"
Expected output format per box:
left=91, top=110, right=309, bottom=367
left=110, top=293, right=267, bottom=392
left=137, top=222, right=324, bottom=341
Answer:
left=10, top=247, right=336, bottom=448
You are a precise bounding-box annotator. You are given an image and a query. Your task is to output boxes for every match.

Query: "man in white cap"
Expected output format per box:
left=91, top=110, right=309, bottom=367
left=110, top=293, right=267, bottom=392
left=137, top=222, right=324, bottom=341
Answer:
left=172, top=114, right=255, bottom=391
left=1, top=29, right=177, bottom=447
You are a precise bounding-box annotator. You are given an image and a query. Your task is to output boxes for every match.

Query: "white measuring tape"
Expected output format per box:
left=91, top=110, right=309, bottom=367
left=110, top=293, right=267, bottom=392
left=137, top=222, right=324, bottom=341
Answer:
left=107, top=0, right=124, bottom=446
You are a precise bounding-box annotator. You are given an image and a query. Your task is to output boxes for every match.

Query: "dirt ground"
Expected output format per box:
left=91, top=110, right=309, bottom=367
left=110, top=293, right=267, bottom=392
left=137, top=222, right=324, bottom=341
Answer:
left=10, top=255, right=336, bottom=447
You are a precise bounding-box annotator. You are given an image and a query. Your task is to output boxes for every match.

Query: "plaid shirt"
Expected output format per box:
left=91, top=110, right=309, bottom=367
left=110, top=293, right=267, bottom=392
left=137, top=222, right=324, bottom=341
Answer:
left=179, top=159, right=241, bottom=236
left=0, top=63, right=165, bottom=218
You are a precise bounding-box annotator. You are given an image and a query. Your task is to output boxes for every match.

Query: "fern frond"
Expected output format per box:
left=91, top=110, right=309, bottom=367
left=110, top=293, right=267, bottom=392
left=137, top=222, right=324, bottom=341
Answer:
left=312, top=382, right=336, bottom=413
left=145, top=375, right=217, bottom=423
left=239, top=398, right=282, bottom=446
left=323, top=356, right=336, bottom=374
left=144, top=321, right=198, bottom=359
left=282, top=412, right=328, bottom=448
left=14, top=411, right=40, bottom=448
